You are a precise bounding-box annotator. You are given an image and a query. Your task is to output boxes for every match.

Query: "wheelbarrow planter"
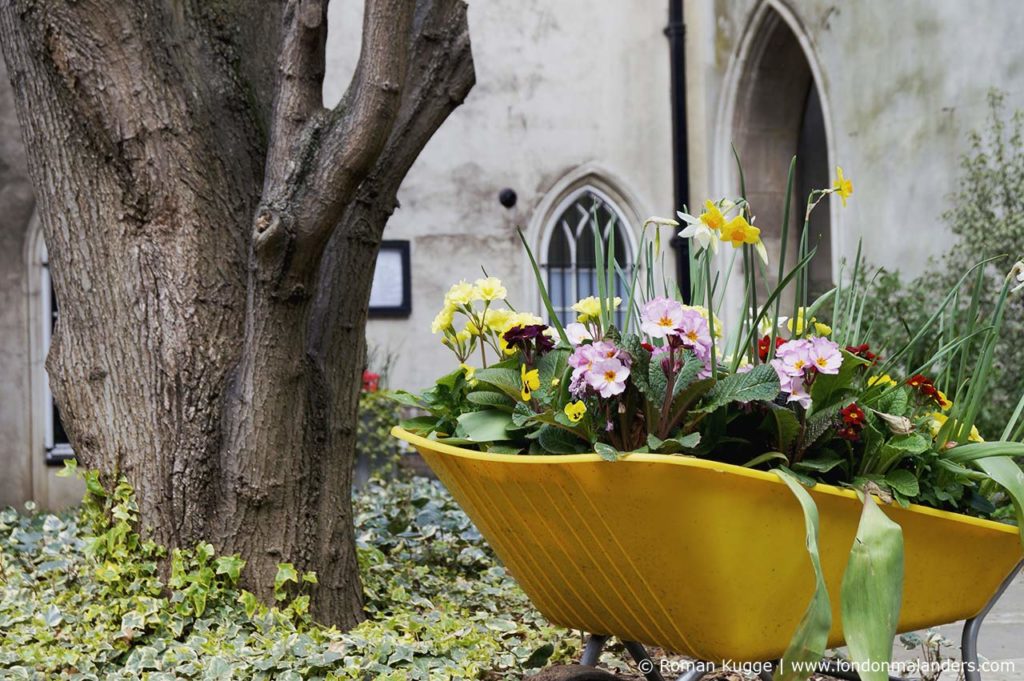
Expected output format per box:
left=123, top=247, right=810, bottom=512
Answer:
left=393, top=427, right=1023, bottom=681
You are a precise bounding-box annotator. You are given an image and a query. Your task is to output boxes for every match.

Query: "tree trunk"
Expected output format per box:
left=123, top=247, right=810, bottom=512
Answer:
left=0, top=0, right=473, bottom=628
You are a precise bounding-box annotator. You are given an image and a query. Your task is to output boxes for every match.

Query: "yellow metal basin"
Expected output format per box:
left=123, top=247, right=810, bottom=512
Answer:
left=392, top=427, right=1022, bottom=663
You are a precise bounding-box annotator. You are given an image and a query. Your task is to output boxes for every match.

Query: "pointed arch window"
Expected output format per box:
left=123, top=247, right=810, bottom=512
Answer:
left=39, top=244, right=73, bottom=464
left=540, top=187, right=634, bottom=327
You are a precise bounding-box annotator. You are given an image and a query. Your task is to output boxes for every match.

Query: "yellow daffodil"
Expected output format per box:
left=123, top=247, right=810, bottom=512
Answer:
left=445, top=280, right=476, bottom=306
left=834, top=166, right=853, bottom=207
left=572, top=296, right=621, bottom=323
left=564, top=400, right=587, bottom=423
left=431, top=305, right=455, bottom=334
left=719, top=215, right=769, bottom=264
left=473, top=277, right=507, bottom=302
left=699, top=199, right=726, bottom=231
left=867, top=374, right=897, bottom=388
left=520, top=364, right=540, bottom=401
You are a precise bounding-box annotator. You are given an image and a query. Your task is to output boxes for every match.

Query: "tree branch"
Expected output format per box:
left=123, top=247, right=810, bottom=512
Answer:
left=309, top=0, right=474, bottom=351
left=263, top=0, right=328, bottom=189
left=255, top=0, right=415, bottom=291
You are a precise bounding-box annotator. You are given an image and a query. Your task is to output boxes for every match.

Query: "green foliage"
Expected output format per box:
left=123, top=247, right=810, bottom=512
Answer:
left=356, top=390, right=408, bottom=478
left=0, top=475, right=581, bottom=679
left=864, top=90, right=1024, bottom=435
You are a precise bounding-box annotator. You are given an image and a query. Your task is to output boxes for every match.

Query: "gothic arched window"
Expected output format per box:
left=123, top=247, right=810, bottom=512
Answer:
left=541, top=187, right=633, bottom=327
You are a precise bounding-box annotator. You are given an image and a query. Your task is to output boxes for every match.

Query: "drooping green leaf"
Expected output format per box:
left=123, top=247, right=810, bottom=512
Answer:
left=648, top=432, right=701, bottom=454
left=841, top=495, right=904, bottom=681
left=455, top=410, right=513, bottom=443
left=697, top=364, right=780, bottom=414
left=774, top=468, right=832, bottom=681
left=742, top=451, right=789, bottom=468
left=974, top=455, right=1024, bottom=547
left=794, top=453, right=844, bottom=474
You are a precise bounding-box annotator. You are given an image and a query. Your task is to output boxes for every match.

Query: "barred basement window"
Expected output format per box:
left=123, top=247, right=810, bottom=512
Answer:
left=40, top=246, right=73, bottom=465
left=541, top=187, right=633, bottom=328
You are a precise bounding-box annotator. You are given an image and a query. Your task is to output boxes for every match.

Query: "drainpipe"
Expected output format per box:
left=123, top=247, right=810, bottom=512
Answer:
left=665, top=0, right=691, bottom=301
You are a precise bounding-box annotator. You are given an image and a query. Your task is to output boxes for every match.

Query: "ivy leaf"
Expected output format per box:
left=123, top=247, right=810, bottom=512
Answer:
left=594, top=442, right=620, bottom=462
left=214, top=555, right=245, bottom=583
left=697, top=364, right=780, bottom=414
left=274, top=563, right=299, bottom=600
left=524, top=643, right=555, bottom=668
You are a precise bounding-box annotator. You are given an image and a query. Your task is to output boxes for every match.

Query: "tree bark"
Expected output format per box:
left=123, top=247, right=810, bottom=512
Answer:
left=0, top=0, right=474, bottom=628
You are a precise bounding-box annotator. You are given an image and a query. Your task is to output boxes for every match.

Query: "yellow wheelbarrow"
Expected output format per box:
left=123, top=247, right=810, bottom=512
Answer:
left=392, top=427, right=1023, bottom=681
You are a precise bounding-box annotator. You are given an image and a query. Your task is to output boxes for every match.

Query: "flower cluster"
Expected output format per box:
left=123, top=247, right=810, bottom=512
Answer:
left=640, top=297, right=715, bottom=369
left=770, top=336, right=842, bottom=409
left=838, top=403, right=866, bottom=441
left=908, top=374, right=952, bottom=410
left=568, top=340, right=632, bottom=398
left=676, top=200, right=769, bottom=263
left=432, top=277, right=545, bottom=365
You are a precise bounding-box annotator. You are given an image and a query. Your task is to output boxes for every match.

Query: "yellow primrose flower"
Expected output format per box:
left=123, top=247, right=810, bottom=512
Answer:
left=431, top=305, right=455, bottom=334
left=564, top=400, right=587, bottom=423
left=484, top=308, right=515, bottom=333
left=699, top=200, right=726, bottom=231
left=814, top=321, right=832, bottom=337
left=459, top=363, right=476, bottom=381
left=867, top=374, right=897, bottom=388
left=572, top=296, right=622, bottom=323
left=785, top=308, right=830, bottom=337
left=834, top=166, right=853, bottom=207
left=520, top=364, right=540, bottom=401
left=445, top=280, right=476, bottom=306
left=927, top=412, right=983, bottom=442
left=455, top=328, right=472, bottom=344
left=473, top=277, right=507, bottom=302
left=551, top=377, right=560, bottom=387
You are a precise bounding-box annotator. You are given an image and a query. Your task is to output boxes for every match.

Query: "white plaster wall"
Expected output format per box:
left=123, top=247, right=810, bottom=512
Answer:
left=325, top=1, right=675, bottom=391
left=688, top=0, right=1024, bottom=282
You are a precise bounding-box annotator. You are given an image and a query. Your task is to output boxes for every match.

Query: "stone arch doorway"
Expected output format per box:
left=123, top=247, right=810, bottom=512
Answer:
left=730, top=4, right=833, bottom=296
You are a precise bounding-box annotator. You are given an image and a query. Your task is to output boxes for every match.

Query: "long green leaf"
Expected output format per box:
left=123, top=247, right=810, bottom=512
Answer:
left=975, top=456, right=1024, bottom=547
left=841, top=494, right=904, bottom=681
left=517, top=228, right=569, bottom=345
left=774, top=468, right=832, bottom=681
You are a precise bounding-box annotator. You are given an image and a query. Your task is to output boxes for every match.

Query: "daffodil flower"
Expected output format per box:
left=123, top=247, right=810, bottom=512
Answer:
left=676, top=201, right=724, bottom=255
left=564, top=401, right=587, bottom=423
left=719, top=215, right=769, bottom=264
left=833, top=166, right=853, bottom=207
left=520, top=364, right=540, bottom=401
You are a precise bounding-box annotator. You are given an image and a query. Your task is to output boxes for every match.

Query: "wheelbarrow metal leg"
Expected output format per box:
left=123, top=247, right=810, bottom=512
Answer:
left=622, top=640, right=665, bottom=681
left=962, top=559, right=1023, bottom=681
left=580, top=634, right=609, bottom=667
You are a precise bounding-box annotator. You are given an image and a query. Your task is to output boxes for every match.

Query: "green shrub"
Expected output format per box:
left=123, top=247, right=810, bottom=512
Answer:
left=0, top=471, right=579, bottom=679
left=356, top=390, right=408, bottom=480
left=864, top=90, right=1024, bottom=436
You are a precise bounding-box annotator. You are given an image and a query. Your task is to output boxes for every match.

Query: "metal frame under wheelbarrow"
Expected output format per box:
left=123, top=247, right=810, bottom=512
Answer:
left=391, top=428, right=1024, bottom=681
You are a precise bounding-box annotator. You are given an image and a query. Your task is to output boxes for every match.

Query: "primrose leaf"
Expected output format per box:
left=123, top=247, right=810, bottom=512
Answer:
left=455, top=410, right=514, bottom=443
left=472, top=367, right=522, bottom=401
left=697, top=364, right=780, bottom=414
left=884, top=469, right=920, bottom=498
left=841, top=494, right=904, bottom=681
